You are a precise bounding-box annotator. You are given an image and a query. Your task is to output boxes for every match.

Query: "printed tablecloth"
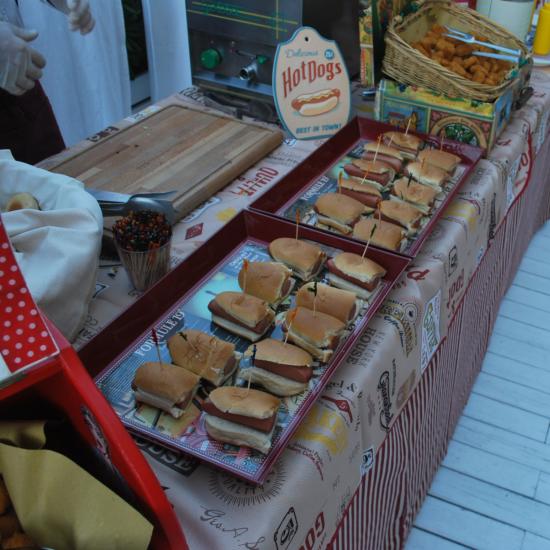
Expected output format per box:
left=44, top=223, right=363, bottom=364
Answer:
left=38, top=72, right=550, bottom=549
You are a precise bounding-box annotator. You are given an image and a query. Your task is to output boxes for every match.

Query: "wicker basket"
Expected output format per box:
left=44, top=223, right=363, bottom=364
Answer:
left=382, top=0, right=529, bottom=102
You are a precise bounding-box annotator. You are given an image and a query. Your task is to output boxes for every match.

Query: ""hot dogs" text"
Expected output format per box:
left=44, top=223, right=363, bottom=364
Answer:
left=282, top=60, right=343, bottom=98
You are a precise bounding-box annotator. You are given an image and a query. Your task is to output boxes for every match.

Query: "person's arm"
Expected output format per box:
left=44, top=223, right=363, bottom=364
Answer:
left=44, top=0, right=95, bottom=35
left=0, top=22, right=45, bottom=95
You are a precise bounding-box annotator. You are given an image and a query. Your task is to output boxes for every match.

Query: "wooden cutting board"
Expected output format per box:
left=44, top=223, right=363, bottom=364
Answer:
left=50, top=105, right=283, bottom=221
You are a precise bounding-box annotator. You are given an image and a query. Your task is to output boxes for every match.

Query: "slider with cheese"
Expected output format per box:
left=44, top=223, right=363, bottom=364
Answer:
left=391, top=177, right=439, bottom=213
left=417, top=149, right=461, bottom=174
left=203, top=386, right=281, bottom=454
left=283, top=307, right=346, bottom=362
left=362, top=142, right=404, bottom=173
left=208, top=292, right=275, bottom=342
left=339, top=177, right=382, bottom=209
left=168, top=329, right=239, bottom=386
left=314, top=192, right=367, bottom=235
left=376, top=200, right=425, bottom=236
left=295, top=281, right=360, bottom=324
left=132, top=361, right=200, bottom=418
left=269, top=238, right=326, bottom=281
left=238, top=261, right=294, bottom=307
left=327, top=252, right=386, bottom=300
left=343, top=159, right=395, bottom=189
left=239, top=338, right=314, bottom=396
left=405, top=161, right=447, bottom=190
left=382, top=131, right=423, bottom=159
left=353, top=218, right=407, bottom=252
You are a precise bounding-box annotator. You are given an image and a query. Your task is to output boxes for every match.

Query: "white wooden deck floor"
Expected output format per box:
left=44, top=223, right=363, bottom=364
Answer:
left=405, top=222, right=550, bottom=550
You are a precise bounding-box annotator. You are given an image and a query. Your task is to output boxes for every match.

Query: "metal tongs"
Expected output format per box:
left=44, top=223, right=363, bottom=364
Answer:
left=443, top=26, right=522, bottom=63
left=86, top=189, right=179, bottom=225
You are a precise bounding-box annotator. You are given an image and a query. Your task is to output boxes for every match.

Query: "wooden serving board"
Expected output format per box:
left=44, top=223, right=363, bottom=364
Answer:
left=51, top=105, right=283, bottom=221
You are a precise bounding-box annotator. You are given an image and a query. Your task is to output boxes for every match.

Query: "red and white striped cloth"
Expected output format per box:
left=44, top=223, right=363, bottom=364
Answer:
left=329, top=132, right=550, bottom=549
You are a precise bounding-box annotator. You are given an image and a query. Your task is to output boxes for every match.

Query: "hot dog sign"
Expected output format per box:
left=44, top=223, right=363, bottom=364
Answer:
left=273, top=27, right=351, bottom=140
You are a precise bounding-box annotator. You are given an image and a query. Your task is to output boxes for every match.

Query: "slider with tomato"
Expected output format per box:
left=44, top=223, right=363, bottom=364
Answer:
left=203, top=386, right=281, bottom=454
left=327, top=252, right=386, bottom=300
left=239, top=339, right=314, bottom=396
left=208, top=291, right=275, bottom=342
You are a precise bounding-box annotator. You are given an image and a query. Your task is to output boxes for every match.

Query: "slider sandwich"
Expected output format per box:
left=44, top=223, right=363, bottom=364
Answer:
left=343, top=159, right=395, bottom=189
left=327, top=252, right=386, bottom=300
left=283, top=307, right=346, bottom=362
left=417, top=149, right=461, bottom=174
left=203, top=386, right=281, bottom=454
left=377, top=200, right=425, bottom=236
left=362, top=142, right=405, bottom=173
left=382, top=131, right=423, bottom=160
left=208, top=292, right=275, bottom=342
left=338, top=177, right=382, bottom=209
left=238, top=261, right=294, bottom=307
left=132, top=362, right=200, bottom=418
left=168, top=329, right=239, bottom=386
left=240, top=338, right=313, bottom=396
left=296, top=281, right=360, bottom=324
left=405, top=161, right=447, bottom=190
left=314, top=192, right=367, bottom=235
left=269, top=238, right=326, bottom=281
left=353, top=218, right=406, bottom=252
left=392, top=177, right=439, bottom=213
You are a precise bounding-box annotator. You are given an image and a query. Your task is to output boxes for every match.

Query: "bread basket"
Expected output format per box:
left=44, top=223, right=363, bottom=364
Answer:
left=382, top=0, right=529, bottom=101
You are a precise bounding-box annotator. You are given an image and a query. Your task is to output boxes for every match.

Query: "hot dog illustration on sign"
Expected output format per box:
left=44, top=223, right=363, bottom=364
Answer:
left=273, top=27, right=351, bottom=139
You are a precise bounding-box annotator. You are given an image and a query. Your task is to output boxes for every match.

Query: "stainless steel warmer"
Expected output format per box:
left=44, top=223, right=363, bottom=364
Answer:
left=186, top=0, right=359, bottom=120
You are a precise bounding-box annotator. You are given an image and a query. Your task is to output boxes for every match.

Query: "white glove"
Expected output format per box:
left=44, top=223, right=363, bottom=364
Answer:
left=0, top=22, right=45, bottom=96
left=67, top=0, right=95, bottom=35
left=48, top=0, right=96, bottom=35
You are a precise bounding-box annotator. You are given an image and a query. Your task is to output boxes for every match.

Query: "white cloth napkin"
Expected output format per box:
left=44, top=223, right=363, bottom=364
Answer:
left=0, top=150, right=102, bottom=341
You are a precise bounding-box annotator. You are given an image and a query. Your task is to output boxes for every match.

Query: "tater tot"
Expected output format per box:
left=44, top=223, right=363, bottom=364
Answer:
left=431, top=24, right=446, bottom=35
left=464, top=56, right=477, bottom=69
left=455, top=44, right=474, bottom=57
left=472, top=72, right=486, bottom=83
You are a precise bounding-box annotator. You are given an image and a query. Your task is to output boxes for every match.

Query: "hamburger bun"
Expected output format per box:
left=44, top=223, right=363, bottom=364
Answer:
left=314, top=193, right=366, bottom=235
left=295, top=281, right=359, bottom=324
left=269, top=238, right=326, bottom=281
left=353, top=218, right=406, bottom=251
left=238, top=261, right=294, bottom=306
left=168, top=330, right=238, bottom=386
left=417, top=149, right=461, bottom=174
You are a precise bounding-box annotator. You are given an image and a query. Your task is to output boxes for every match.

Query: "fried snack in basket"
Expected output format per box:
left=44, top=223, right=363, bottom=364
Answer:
left=411, top=24, right=512, bottom=86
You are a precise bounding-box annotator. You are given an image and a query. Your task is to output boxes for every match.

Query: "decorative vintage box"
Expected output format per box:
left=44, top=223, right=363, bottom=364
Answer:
left=375, top=79, right=514, bottom=153
left=359, top=0, right=412, bottom=91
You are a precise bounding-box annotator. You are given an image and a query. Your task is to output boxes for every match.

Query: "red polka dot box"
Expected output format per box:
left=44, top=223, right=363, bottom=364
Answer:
left=0, top=215, right=189, bottom=548
left=0, top=218, right=58, bottom=378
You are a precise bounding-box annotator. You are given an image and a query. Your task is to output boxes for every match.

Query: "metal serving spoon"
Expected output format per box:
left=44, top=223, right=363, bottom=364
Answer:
left=100, top=196, right=178, bottom=225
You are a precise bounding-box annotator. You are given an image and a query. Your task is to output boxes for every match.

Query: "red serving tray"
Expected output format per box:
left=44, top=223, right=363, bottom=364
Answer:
left=86, top=210, right=409, bottom=483
left=250, top=117, right=483, bottom=258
